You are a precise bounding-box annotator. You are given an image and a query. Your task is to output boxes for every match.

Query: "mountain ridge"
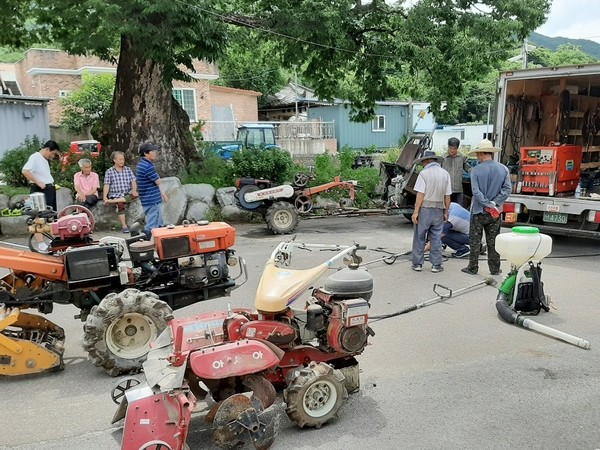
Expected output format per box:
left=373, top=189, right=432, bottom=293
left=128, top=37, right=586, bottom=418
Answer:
left=529, top=32, right=600, bottom=59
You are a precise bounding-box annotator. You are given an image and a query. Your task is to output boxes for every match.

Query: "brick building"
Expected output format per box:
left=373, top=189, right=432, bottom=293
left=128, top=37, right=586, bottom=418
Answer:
left=9, top=48, right=260, bottom=139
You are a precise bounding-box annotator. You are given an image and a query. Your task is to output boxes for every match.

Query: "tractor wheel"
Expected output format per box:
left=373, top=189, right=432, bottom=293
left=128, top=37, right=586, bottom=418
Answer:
left=237, top=184, right=262, bottom=210
left=265, top=202, right=299, bottom=235
left=284, top=362, right=348, bottom=429
left=83, top=289, right=173, bottom=376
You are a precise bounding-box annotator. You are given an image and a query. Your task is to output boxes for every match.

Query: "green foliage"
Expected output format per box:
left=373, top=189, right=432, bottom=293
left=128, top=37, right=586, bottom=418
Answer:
left=215, top=30, right=288, bottom=107
left=528, top=44, right=599, bottom=68
left=0, top=185, right=29, bottom=197
left=231, top=148, right=294, bottom=184
left=181, top=154, right=235, bottom=188
left=0, top=136, right=43, bottom=186
left=529, top=32, right=600, bottom=60
left=313, top=149, right=380, bottom=208
left=60, top=73, right=115, bottom=135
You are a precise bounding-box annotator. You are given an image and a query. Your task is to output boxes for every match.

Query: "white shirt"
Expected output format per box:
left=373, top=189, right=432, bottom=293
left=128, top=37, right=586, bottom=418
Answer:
left=23, top=152, right=54, bottom=185
left=414, top=162, right=452, bottom=209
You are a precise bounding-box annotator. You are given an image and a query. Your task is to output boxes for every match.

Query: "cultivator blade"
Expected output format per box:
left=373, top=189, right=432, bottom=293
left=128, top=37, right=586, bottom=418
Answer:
left=0, top=308, right=65, bottom=376
left=211, top=393, right=281, bottom=450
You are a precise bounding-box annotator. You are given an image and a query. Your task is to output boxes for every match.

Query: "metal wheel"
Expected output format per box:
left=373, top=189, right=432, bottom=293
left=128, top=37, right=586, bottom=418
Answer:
left=294, top=195, right=313, bottom=213
left=28, top=233, right=54, bottom=254
left=284, top=362, right=348, bottom=428
left=111, top=376, right=141, bottom=404
left=237, top=185, right=262, bottom=210
left=83, top=289, right=173, bottom=376
left=265, top=202, right=299, bottom=235
left=293, top=172, right=310, bottom=188
left=57, top=204, right=96, bottom=231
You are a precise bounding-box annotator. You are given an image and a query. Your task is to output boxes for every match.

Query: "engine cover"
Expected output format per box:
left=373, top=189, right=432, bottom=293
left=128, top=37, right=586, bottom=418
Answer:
left=65, top=245, right=118, bottom=285
left=327, top=298, right=370, bottom=354
left=153, top=222, right=236, bottom=260
left=50, top=212, right=93, bottom=239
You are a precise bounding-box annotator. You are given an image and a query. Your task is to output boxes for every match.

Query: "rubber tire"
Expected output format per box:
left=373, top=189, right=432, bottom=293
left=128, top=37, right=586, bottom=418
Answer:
left=237, top=184, right=262, bottom=210
left=284, top=362, right=348, bottom=429
left=83, top=289, right=173, bottom=377
left=265, top=201, right=299, bottom=235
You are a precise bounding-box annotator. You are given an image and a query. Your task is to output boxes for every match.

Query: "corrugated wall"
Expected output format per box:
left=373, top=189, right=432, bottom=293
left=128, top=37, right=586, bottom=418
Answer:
left=308, top=104, right=410, bottom=150
left=0, top=100, right=50, bottom=156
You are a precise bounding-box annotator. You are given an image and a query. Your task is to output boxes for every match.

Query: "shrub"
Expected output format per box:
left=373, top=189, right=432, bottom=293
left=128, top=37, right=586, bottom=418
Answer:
left=180, top=153, right=235, bottom=188
left=0, top=136, right=43, bottom=187
left=231, top=148, right=294, bottom=184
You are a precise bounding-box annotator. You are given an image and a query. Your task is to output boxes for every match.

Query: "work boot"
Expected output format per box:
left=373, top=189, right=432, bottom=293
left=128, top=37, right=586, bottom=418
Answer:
left=461, top=267, right=478, bottom=275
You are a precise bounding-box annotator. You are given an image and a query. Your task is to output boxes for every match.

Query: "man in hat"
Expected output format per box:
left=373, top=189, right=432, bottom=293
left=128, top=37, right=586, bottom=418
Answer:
left=136, top=141, right=168, bottom=239
left=461, top=139, right=511, bottom=276
left=22, top=140, right=61, bottom=211
left=411, top=150, right=452, bottom=273
left=441, top=137, right=470, bottom=207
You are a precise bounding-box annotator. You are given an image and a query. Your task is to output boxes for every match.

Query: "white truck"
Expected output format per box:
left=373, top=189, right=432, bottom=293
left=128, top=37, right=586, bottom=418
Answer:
left=495, top=64, right=600, bottom=239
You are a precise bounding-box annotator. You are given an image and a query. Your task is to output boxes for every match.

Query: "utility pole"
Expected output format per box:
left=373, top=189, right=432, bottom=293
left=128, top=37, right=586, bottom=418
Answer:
left=522, top=38, right=528, bottom=69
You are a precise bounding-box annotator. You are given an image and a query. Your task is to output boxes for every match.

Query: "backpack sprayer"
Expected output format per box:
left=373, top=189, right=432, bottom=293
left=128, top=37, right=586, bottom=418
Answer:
left=495, top=226, right=590, bottom=350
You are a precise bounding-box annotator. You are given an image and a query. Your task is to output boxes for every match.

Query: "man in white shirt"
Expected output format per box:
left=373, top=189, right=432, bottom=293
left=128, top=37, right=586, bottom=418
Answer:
left=22, top=140, right=61, bottom=211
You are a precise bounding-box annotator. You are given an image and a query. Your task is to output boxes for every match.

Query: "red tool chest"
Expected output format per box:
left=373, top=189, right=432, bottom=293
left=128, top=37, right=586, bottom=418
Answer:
left=518, top=145, right=582, bottom=195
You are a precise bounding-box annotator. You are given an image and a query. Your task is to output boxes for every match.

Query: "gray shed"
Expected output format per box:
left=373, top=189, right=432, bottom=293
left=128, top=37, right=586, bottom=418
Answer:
left=0, top=95, right=50, bottom=157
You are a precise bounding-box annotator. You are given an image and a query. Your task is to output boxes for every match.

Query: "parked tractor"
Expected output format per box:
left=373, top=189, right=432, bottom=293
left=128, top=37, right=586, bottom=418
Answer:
left=112, top=240, right=374, bottom=450
left=235, top=173, right=359, bottom=234
left=0, top=203, right=245, bottom=377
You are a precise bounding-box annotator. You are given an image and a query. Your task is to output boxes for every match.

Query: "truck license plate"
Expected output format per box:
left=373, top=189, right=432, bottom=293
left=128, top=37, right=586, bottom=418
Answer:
left=543, top=212, right=568, bottom=224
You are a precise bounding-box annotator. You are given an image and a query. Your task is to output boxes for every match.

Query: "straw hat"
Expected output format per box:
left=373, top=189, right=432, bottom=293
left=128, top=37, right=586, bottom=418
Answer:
left=467, top=139, right=501, bottom=156
left=413, top=150, right=443, bottom=166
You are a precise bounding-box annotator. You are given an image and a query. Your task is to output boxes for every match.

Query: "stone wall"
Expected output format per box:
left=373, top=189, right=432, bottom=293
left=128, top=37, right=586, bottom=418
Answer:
left=0, top=177, right=253, bottom=237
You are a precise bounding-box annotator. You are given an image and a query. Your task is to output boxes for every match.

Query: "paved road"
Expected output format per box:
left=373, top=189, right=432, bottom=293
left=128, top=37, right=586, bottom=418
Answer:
left=1, top=215, right=599, bottom=450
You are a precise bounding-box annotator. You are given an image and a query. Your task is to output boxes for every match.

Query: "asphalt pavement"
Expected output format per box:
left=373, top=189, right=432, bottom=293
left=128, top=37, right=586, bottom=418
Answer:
left=1, top=214, right=599, bottom=450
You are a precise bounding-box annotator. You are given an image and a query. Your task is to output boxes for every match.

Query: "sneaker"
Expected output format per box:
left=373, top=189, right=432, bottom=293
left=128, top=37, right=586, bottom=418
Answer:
left=461, top=267, right=478, bottom=275
left=411, top=264, right=422, bottom=272
left=431, top=265, right=444, bottom=273
left=122, top=227, right=130, bottom=233
left=490, top=269, right=502, bottom=275
left=452, top=250, right=470, bottom=258
left=480, top=244, right=487, bottom=255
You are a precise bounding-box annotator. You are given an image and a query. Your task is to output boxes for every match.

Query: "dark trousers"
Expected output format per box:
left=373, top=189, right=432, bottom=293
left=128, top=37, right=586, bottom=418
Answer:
left=76, top=194, right=98, bottom=208
left=30, top=184, right=57, bottom=211
left=466, top=212, right=501, bottom=273
left=442, top=222, right=469, bottom=253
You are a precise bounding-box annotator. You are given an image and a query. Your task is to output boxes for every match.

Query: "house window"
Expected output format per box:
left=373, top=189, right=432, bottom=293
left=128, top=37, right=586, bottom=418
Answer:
left=372, top=115, right=385, bottom=132
left=58, top=90, right=71, bottom=98
left=172, top=88, right=197, bottom=122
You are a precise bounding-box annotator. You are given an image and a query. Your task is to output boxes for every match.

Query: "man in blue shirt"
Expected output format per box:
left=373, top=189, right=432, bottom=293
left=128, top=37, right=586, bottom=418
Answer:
left=461, top=140, right=511, bottom=276
left=137, top=141, right=168, bottom=239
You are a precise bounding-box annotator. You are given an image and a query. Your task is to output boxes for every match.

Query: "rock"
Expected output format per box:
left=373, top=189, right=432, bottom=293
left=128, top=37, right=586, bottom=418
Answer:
left=0, top=194, right=9, bottom=210
left=161, top=177, right=186, bottom=226
left=183, top=184, right=215, bottom=204
left=56, top=188, right=74, bottom=212
left=221, top=205, right=254, bottom=222
left=0, top=216, right=29, bottom=237
left=9, top=194, right=29, bottom=209
left=216, top=187, right=237, bottom=207
left=185, top=200, right=211, bottom=222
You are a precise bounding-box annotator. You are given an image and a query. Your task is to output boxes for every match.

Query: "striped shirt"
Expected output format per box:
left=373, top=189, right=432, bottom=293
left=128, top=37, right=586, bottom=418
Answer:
left=448, top=202, right=470, bottom=234
left=104, top=166, right=136, bottom=198
left=136, top=158, right=162, bottom=206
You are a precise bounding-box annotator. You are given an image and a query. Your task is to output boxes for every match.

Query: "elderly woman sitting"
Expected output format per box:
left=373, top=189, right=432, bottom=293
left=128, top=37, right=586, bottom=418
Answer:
left=73, top=158, right=100, bottom=208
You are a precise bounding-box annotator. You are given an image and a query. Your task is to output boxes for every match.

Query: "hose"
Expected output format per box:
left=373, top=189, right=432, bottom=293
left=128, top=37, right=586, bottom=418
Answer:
left=496, top=291, right=590, bottom=350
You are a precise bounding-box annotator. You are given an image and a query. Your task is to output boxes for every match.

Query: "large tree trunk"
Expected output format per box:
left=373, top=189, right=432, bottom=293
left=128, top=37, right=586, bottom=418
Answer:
left=109, top=35, right=195, bottom=176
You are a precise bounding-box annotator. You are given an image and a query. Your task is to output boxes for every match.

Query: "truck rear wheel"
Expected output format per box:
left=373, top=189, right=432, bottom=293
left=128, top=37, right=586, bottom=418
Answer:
left=265, top=202, right=299, bottom=234
left=83, top=289, right=173, bottom=376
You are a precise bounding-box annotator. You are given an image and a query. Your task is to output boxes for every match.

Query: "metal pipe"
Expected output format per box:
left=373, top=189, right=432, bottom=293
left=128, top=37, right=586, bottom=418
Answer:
left=371, top=278, right=496, bottom=321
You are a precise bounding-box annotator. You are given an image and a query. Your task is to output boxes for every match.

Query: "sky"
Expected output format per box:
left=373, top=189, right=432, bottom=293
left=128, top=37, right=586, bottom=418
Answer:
left=536, top=0, right=600, bottom=44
